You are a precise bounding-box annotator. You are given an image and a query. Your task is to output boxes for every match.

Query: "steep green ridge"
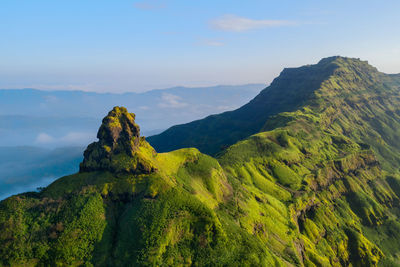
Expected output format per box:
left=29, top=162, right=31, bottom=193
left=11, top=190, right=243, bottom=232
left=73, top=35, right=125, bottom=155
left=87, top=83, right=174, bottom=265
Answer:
left=148, top=58, right=339, bottom=155
left=217, top=57, right=400, bottom=266
left=1, top=57, right=400, bottom=266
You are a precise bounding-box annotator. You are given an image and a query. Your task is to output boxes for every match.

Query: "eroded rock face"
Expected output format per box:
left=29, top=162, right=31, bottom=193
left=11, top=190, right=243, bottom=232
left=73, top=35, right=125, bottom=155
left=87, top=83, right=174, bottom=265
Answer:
left=97, top=106, right=140, bottom=155
left=80, top=106, right=157, bottom=174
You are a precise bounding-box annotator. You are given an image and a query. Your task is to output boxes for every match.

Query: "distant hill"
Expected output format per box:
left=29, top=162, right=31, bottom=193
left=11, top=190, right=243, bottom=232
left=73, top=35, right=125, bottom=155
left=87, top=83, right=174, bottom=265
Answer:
left=148, top=63, right=335, bottom=155
left=0, top=84, right=263, bottom=147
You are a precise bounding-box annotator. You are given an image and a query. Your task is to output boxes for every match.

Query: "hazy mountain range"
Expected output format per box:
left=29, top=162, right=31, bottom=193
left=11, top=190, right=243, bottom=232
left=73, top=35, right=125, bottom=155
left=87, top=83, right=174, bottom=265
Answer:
left=0, top=84, right=263, bottom=147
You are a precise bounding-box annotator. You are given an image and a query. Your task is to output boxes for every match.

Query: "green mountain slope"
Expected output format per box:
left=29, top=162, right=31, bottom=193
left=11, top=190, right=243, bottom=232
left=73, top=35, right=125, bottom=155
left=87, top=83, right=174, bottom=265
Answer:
left=1, top=57, right=400, bottom=266
left=148, top=58, right=339, bottom=155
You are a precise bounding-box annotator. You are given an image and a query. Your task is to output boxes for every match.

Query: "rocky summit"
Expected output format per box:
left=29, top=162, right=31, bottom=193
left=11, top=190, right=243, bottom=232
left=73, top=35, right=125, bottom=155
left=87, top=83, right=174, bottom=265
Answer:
left=80, top=106, right=157, bottom=174
left=1, top=57, right=400, bottom=266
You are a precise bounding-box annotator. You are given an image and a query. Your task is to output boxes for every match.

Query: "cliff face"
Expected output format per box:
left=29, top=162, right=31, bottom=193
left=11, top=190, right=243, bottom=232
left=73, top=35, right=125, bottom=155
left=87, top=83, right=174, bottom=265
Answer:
left=1, top=57, right=400, bottom=266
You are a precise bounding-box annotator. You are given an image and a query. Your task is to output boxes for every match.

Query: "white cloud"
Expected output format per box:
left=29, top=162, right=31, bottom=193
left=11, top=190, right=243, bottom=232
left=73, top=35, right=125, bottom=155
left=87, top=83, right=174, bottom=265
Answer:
left=39, top=95, right=60, bottom=110
left=36, top=133, right=55, bottom=144
left=158, top=93, right=188, bottom=108
left=35, top=132, right=95, bottom=145
left=210, top=15, right=295, bottom=32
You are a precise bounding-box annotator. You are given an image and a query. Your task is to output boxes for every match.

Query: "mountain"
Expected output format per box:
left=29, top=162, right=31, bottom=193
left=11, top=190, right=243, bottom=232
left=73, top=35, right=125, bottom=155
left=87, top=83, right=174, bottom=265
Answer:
left=0, top=84, right=262, bottom=148
left=148, top=61, right=337, bottom=155
left=2, top=57, right=400, bottom=266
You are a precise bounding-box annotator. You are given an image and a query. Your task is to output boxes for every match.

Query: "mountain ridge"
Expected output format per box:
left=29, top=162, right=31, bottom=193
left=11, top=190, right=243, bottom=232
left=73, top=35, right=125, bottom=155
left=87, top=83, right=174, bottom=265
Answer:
left=148, top=57, right=371, bottom=155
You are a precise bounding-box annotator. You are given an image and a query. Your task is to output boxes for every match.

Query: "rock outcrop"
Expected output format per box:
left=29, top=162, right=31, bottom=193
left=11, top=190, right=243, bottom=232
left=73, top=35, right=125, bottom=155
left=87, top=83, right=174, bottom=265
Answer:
left=80, top=106, right=157, bottom=174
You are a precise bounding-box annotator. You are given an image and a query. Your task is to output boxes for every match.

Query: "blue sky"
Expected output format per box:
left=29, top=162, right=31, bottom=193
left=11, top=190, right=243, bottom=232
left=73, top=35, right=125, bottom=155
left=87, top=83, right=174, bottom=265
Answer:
left=0, top=0, right=399, bottom=92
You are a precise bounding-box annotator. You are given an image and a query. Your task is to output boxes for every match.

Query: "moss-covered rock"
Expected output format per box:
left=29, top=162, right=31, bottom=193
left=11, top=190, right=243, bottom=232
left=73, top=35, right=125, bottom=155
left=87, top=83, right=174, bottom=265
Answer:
left=80, top=106, right=157, bottom=174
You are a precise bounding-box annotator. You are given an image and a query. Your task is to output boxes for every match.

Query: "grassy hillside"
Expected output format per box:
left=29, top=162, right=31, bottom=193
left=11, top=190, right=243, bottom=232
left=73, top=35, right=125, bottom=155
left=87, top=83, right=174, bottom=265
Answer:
left=218, top=57, right=400, bottom=266
left=148, top=58, right=338, bottom=155
left=1, top=57, right=400, bottom=266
